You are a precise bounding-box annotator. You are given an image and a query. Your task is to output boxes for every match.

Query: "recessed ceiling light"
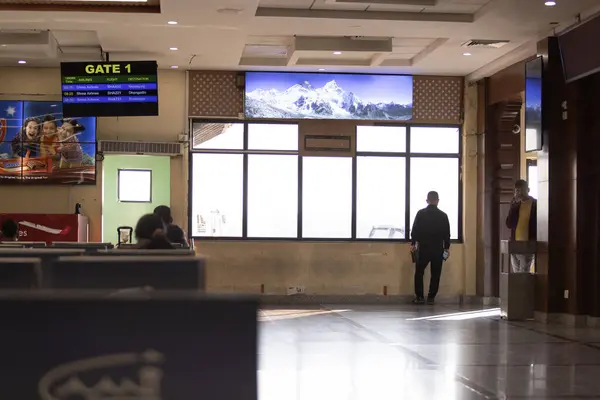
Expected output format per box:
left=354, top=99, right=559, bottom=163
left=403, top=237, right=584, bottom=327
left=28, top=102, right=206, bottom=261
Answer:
left=333, top=51, right=342, bottom=55
left=167, top=20, right=178, bottom=25
left=318, top=68, right=326, bottom=71
left=18, top=60, right=26, bottom=64
left=170, top=65, right=178, bottom=69
left=545, top=1, right=556, bottom=6
left=169, top=47, right=178, bottom=51
left=463, top=52, right=472, bottom=56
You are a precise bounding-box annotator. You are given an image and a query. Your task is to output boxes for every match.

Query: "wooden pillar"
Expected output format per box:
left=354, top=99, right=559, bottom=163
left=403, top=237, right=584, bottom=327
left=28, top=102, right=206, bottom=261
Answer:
left=535, top=37, right=579, bottom=318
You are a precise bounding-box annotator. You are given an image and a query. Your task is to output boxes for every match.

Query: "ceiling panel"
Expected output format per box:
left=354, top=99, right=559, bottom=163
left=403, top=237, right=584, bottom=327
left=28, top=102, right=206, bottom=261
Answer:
left=243, top=44, right=288, bottom=58
left=312, top=0, right=369, bottom=11
left=258, top=0, right=314, bottom=8
left=52, top=30, right=99, bottom=46
left=392, top=37, right=436, bottom=46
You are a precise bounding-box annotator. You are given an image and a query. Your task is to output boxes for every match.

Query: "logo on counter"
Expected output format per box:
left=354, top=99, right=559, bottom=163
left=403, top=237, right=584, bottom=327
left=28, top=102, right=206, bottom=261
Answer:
left=38, top=349, right=164, bottom=400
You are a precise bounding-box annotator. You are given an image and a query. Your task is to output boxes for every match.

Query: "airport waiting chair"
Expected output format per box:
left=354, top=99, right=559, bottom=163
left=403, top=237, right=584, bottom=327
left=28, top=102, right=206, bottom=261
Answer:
left=46, top=255, right=205, bottom=291
left=50, top=242, right=114, bottom=251
left=0, top=258, right=41, bottom=289
left=99, top=249, right=195, bottom=256
left=0, top=292, right=258, bottom=399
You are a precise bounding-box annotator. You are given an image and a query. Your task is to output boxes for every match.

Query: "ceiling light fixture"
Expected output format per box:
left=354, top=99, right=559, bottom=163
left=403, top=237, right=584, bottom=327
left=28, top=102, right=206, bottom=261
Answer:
left=333, top=51, right=342, bottom=55
left=169, top=47, right=178, bottom=51
left=318, top=68, right=326, bottom=71
left=167, top=21, right=178, bottom=25
left=171, top=65, right=178, bottom=69
left=545, top=1, right=556, bottom=6
left=463, top=52, right=472, bottom=56
left=18, top=60, right=26, bottom=64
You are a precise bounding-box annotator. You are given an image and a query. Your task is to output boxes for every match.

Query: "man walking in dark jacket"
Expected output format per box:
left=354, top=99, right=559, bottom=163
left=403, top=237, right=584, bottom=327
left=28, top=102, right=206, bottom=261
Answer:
left=410, top=191, right=451, bottom=305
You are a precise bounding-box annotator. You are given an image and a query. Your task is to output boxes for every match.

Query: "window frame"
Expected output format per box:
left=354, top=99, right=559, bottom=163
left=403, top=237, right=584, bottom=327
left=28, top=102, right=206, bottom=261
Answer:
left=188, top=120, right=463, bottom=243
left=117, top=169, right=152, bottom=203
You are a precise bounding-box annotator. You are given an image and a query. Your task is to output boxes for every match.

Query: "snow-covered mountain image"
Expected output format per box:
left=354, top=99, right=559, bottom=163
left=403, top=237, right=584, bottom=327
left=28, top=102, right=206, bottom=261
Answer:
left=245, top=73, right=413, bottom=120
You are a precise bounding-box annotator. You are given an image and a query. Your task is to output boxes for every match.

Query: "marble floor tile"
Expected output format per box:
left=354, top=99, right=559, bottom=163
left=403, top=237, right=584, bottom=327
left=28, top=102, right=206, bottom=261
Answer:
left=258, top=305, right=600, bottom=399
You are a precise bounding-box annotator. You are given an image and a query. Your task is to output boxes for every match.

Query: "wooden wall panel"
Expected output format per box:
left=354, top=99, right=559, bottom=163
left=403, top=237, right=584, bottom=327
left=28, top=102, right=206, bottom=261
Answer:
left=412, top=76, right=463, bottom=123
left=188, top=71, right=243, bottom=117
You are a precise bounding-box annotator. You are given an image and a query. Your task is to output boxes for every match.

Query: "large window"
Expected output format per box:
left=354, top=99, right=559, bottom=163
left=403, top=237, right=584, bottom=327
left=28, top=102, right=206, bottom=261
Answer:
left=303, top=157, right=353, bottom=238
left=248, top=155, right=298, bottom=238
left=191, top=153, right=244, bottom=237
left=190, top=123, right=461, bottom=241
left=410, top=158, right=460, bottom=240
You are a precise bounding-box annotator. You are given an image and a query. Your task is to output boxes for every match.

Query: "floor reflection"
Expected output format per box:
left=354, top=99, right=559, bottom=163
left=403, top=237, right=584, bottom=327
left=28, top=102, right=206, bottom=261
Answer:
left=258, top=305, right=600, bottom=400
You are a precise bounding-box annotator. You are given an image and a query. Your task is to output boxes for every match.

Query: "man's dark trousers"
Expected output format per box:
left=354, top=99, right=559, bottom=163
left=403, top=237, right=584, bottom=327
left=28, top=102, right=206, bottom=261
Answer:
left=414, top=247, right=443, bottom=299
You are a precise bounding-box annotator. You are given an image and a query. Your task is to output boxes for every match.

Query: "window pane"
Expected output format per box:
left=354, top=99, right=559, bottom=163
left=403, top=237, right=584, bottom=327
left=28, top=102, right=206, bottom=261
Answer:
left=410, top=127, right=460, bottom=154
left=248, top=124, right=298, bottom=151
left=192, top=123, right=243, bottom=150
left=410, top=158, right=459, bottom=239
left=248, top=155, right=298, bottom=237
left=302, top=157, right=352, bottom=238
left=357, top=157, right=406, bottom=239
left=118, top=170, right=152, bottom=202
left=528, top=164, right=538, bottom=199
left=191, top=153, right=243, bottom=237
left=357, top=126, right=406, bottom=152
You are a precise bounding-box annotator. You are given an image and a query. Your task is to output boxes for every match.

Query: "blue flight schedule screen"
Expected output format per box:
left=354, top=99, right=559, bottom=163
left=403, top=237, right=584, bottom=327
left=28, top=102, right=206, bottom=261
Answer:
left=60, top=61, right=159, bottom=117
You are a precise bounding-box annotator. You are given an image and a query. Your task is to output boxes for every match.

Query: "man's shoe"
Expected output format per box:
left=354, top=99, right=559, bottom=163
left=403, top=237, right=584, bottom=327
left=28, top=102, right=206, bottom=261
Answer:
left=412, top=297, right=425, bottom=305
left=426, top=297, right=435, bottom=305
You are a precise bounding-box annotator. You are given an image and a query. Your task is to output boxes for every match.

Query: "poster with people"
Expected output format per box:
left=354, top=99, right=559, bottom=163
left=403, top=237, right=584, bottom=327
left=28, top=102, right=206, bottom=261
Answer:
left=0, top=101, right=96, bottom=184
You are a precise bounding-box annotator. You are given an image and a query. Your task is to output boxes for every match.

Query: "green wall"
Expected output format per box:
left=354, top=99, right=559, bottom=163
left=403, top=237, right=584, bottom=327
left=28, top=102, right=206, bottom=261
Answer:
left=102, top=155, right=171, bottom=243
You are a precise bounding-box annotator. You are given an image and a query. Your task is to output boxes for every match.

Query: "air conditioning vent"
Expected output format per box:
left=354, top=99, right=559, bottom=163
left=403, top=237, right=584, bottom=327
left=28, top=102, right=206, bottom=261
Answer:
left=98, top=141, right=182, bottom=156
left=462, top=39, right=509, bottom=49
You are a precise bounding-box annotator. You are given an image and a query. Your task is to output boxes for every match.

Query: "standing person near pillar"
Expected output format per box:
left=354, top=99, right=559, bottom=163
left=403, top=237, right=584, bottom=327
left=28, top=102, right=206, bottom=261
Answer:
left=410, top=191, right=451, bottom=305
left=506, top=179, right=537, bottom=273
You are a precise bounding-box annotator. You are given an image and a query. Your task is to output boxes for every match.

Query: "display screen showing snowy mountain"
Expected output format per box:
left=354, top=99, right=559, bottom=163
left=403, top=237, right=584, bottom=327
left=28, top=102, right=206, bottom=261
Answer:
left=245, top=72, right=413, bottom=121
left=525, top=57, right=542, bottom=152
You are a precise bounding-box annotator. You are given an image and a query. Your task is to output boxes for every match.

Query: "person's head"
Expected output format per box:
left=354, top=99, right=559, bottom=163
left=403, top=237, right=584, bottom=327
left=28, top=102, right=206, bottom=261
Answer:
left=426, top=191, right=440, bottom=206
left=134, top=213, right=175, bottom=250
left=1, top=219, right=18, bottom=241
left=22, top=117, right=41, bottom=141
left=135, top=213, right=165, bottom=241
left=514, top=179, right=530, bottom=198
left=42, top=115, right=58, bottom=137
left=154, top=205, right=173, bottom=226
left=58, top=119, right=85, bottom=140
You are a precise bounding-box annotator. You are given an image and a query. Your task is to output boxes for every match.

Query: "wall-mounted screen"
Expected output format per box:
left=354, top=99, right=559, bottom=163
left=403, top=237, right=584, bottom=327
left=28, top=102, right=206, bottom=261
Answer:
left=525, top=57, right=542, bottom=152
left=0, top=101, right=96, bottom=184
left=60, top=61, right=158, bottom=117
left=245, top=72, right=413, bottom=121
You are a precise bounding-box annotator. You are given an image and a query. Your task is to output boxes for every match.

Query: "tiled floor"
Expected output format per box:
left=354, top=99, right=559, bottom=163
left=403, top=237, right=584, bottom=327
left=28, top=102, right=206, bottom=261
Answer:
left=258, top=305, right=600, bottom=400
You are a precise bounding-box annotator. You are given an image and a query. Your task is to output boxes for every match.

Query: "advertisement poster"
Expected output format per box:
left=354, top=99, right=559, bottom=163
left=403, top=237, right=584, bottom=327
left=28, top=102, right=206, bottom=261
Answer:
left=245, top=72, right=413, bottom=121
left=0, top=101, right=96, bottom=184
left=0, top=213, right=82, bottom=243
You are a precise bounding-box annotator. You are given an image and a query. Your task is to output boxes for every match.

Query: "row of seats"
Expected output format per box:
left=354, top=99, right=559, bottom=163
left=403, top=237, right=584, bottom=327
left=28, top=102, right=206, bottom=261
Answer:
left=0, top=241, right=190, bottom=250
left=0, top=243, right=258, bottom=398
left=0, top=247, right=204, bottom=291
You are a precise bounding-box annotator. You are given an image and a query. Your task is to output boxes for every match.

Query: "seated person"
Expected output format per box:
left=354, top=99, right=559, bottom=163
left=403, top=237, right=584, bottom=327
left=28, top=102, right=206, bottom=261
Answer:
left=153, top=205, right=188, bottom=246
left=134, top=214, right=175, bottom=250
left=0, top=219, right=18, bottom=242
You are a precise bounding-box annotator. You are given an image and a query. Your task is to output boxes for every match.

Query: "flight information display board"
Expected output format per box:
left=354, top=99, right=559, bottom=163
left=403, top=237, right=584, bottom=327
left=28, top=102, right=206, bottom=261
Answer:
left=60, top=61, right=159, bottom=117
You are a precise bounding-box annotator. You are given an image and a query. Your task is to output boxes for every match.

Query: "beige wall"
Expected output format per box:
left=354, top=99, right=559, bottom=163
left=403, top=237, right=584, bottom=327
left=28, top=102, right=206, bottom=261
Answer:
left=200, top=241, right=466, bottom=296
left=0, top=67, right=187, bottom=241
left=0, top=67, right=479, bottom=296
left=196, top=83, right=479, bottom=297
